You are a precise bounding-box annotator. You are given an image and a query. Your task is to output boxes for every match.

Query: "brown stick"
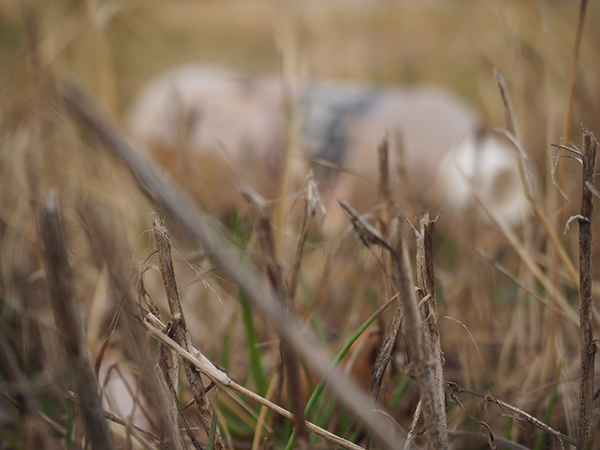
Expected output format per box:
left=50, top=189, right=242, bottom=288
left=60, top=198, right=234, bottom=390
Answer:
left=37, top=191, right=114, bottom=450
left=389, top=215, right=447, bottom=450
left=413, top=211, right=447, bottom=447
left=152, top=213, right=226, bottom=450
left=576, top=126, right=597, bottom=450
left=287, top=172, right=321, bottom=307
left=452, top=383, right=575, bottom=447
left=378, top=135, right=392, bottom=214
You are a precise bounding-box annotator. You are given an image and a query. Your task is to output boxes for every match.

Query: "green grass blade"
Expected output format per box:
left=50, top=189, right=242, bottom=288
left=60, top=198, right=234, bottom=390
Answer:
left=206, top=408, right=219, bottom=449
left=390, top=374, right=411, bottom=410
left=504, top=416, right=513, bottom=445
left=221, top=312, right=238, bottom=372
left=305, top=295, right=396, bottom=415
left=285, top=295, right=397, bottom=450
left=239, top=290, right=267, bottom=397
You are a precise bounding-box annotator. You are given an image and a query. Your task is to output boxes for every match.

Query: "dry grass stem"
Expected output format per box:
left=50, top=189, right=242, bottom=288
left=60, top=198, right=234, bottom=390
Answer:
left=413, top=211, right=447, bottom=446
left=3, top=3, right=600, bottom=449
left=151, top=212, right=226, bottom=449
left=370, top=305, right=402, bottom=407
left=449, top=382, right=576, bottom=447
left=494, top=69, right=520, bottom=142
left=344, top=202, right=448, bottom=448
left=575, top=125, right=597, bottom=450
left=378, top=135, right=393, bottom=218
left=287, top=172, right=321, bottom=306
left=389, top=214, right=447, bottom=450
left=338, top=199, right=392, bottom=252
left=403, top=400, right=422, bottom=450
left=37, top=191, right=114, bottom=450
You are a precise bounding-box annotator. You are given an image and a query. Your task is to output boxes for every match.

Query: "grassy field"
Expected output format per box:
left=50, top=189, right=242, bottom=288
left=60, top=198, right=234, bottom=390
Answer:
left=1, top=0, right=599, bottom=449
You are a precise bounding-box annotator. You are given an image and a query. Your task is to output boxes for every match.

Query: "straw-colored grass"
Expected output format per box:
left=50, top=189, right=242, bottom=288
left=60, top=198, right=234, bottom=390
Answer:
left=0, top=1, right=599, bottom=449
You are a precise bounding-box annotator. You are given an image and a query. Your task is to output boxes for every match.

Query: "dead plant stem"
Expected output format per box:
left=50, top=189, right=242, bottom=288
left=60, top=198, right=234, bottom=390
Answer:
left=413, top=211, right=447, bottom=447
left=576, top=126, right=597, bottom=450
left=152, top=213, right=226, bottom=449
left=37, top=192, right=114, bottom=450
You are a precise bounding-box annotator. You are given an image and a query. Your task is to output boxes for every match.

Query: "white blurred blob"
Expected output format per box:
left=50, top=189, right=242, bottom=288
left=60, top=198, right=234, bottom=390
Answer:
left=127, top=64, right=532, bottom=233
left=98, top=357, right=154, bottom=433
left=437, top=133, right=527, bottom=227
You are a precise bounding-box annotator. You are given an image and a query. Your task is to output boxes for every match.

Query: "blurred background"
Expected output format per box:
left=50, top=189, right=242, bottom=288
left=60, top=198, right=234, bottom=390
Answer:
left=1, top=0, right=600, bottom=448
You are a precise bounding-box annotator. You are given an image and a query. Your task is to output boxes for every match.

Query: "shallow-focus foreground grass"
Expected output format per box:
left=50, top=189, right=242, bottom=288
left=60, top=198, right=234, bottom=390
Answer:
left=1, top=1, right=599, bottom=449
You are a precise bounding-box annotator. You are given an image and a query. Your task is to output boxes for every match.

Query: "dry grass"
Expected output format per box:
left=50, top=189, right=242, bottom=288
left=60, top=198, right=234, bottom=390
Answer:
left=1, top=0, right=599, bottom=449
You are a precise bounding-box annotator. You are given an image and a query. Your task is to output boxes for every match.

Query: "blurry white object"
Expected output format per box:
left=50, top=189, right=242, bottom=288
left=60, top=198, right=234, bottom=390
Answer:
left=127, top=64, right=530, bottom=231
left=98, top=357, right=154, bottom=433
left=437, top=133, right=527, bottom=227
left=128, top=65, right=283, bottom=216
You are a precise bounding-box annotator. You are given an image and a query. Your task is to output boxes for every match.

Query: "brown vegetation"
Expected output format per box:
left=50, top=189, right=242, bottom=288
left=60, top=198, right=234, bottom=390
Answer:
left=0, top=1, right=599, bottom=449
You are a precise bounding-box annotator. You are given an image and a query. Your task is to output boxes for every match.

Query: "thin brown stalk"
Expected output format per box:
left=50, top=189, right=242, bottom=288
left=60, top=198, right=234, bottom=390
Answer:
left=378, top=135, right=393, bottom=216
left=576, top=126, right=597, bottom=450
left=392, top=129, right=417, bottom=219
left=152, top=212, right=226, bottom=450
left=287, top=172, right=321, bottom=306
left=37, top=191, right=114, bottom=450
left=403, top=400, right=422, bottom=450
left=504, top=130, right=580, bottom=289
left=337, top=199, right=392, bottom=253
left=369, top=305, right=403, bottom=408
left=494, top=69, right=520, bottom=143
left=84, top=0, right=118, bottom=114
left=412, top=211, right=447, bottom=446
left=450, top=382, right=576, bottom=447
left=241, top=189, right=308, bottom=447
left=61, top=81, right=406, bottom=448
left=389, top=215, right=447, bottom=450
